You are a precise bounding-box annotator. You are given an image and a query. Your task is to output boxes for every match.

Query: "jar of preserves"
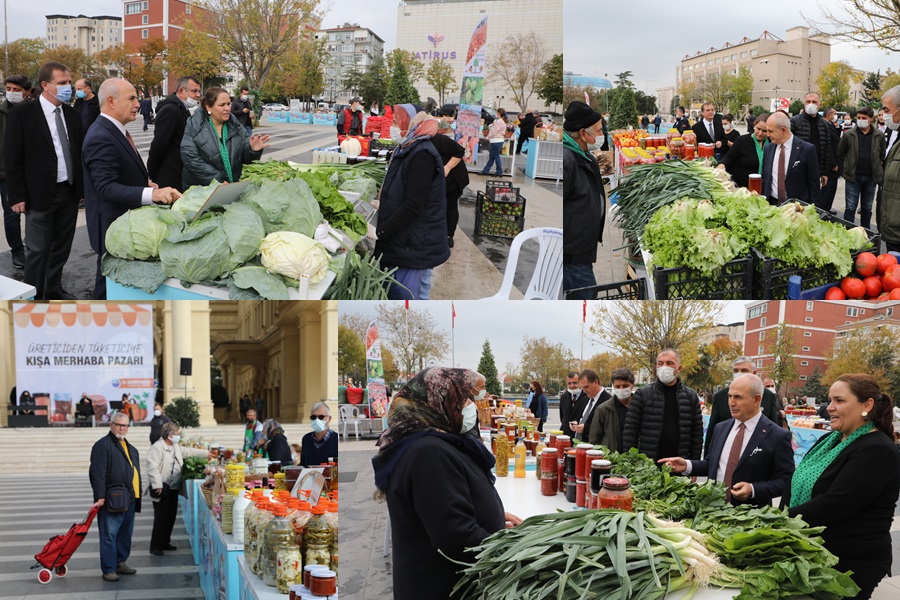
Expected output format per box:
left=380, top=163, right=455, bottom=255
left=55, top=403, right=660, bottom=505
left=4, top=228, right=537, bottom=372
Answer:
left=576, top=479, right=587, bottom=508
left=274, top=472, right=286, bottom=491
left=554, top=435, right=571, bottom=454
left=264, top=505, right=294, bottom=587
left=564, top=449, right=577, bottom=478
left=540, top=473, right=558, bottom=496
left=540, top=447, right=558, bottom=476
left=683, top=145, right=696, bottom=160
left=310, top=569, right=337, bottom=597
left=598, top=477, right=633, bottom=511
left=591, top=460, right=612, bottom=494
left=669, top=137, right=685, bottom=159
left=252, top=503, right=275, bottom=577
left=574, top=444, right=592, bottom=483
left=681, top=131, right=696, bottom=146
left=303, top=505, right=334, bottom=570
left=565, top=478, right=577, bottom=503
left=221, top=488, right=241, bottom=535
left=225, top=464, right=245, bottom=490
left=304, top=564, right=329, bottom=589
left=495, top=434, right=509, bottom=477
left=584, top=449, right=603, bottom=481
left=290, top=500, right=312, bottom=550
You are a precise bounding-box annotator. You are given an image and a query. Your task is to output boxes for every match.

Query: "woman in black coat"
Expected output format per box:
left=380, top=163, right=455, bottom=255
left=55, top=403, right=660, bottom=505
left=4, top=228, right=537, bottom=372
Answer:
left=261, top=419, right=292, bottom=466
left=372, top=368, right=522, bottom=600
left=783, top=374, right=900, bottom=600
left=718, top=112, right=770, bottom=188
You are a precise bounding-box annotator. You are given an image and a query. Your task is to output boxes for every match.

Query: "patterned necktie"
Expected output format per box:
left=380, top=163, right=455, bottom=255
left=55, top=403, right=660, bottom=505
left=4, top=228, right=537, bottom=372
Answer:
left=723, top=422, right=746, bottom=498
left=708, top=121, right=714, bottom=141
left=777, top=144, right=787, bottom=202
left=54, top=107, right=75, bottom=185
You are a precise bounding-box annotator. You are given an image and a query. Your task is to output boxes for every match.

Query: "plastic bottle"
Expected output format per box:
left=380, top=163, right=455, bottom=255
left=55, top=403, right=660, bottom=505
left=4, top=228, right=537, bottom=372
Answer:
left=233, top=491, right=253, bottom=544
left=534, top=441, right=547, bottom=479
left=221, top=488, right=241, bottom=534
left=263, top=505, right=294, bottom=588
left=514, top=438, right=527, bottom=478
left=303, top=505, right=333, bottom=570
left=243, top=497, right=262, bottom=557
left=289, top=499, right=312, bottom=551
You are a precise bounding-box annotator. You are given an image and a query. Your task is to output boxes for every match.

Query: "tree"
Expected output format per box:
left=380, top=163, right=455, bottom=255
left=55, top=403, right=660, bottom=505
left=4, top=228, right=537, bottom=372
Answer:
left=770, top=323, right=800, bottom=397
left=614, top=71, right=635, bottom=88
left=798, top=367, right=829, bottom=402
left=477, top=340, right=502, bottom=396
left=164, top=396, right=200, bottom=428
left=883, top=69, right=900, bottom=92
left=374, top=304, right=448, bottom=379
left=518, top=336, right=574, bottom=390
left=789, top=99, right=805, bottom=115
left=95, top=43, right=134, bottom=80
left=385, top=49, right=425, bottom=88
left=861, top=71, right=883, bottom=108
left=385, top=60, right=420, bottom=106
left=585, top=352, right=636, bottom=387
left=39, top=46, right=98, bottom=80
left=817, top=60, right=860, bottom=110
left=729, top=65, right=754, bottom=115
left=634, top=90, right=657, bottom=115
left=0, top=38, right=46, bottom=82
left=381, top=347, right=401, bottom=385
left=271, top=36, right=327, bottom=105
left=683, top=337, right=742, bottom=394
left=425, top=57, right=457, bottom=105
left=535, top=53, right=563, bottom=108
left=201, top=0, right=321, bottom=91
left=609, top=86, right=638, bottom=131
left=338, top=324, right=366, bottom=383
left=167, top=21, right=225, bottom=89
left=590, top=301, right=723, bottom=377
left=807, top=1, right=900, bottom=55
left=677, top=80, right=698, bottom=108
left=670, top=94, right=680, bottom=116
left=701, top=72, right=731, bottom=115
left=824, top=326, right=900, bottom=398
left=356, top=55, right=388, bottom=107
left=338, top=312, right=371, bottom=345
left=491, top=32, right=547, bottom=112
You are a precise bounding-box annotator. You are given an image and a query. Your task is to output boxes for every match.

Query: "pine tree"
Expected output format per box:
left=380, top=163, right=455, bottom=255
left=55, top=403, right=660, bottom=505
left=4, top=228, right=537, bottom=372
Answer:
left=609, top=86, right=638, bottom=130
left=798, top=367, right=828, bottom=402
left=477, top=340, right=502, bottom=396
left=385, top=60, right=420, bottom=106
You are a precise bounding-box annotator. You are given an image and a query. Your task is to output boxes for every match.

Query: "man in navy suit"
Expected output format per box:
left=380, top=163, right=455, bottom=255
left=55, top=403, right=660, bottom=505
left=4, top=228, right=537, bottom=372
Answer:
left=691, top=102, right=725, bottom=159
left=659, top=373, right=794, bottom=507
left=760, top=111, right=821, bottom=206
left=83, top=78, right=181, bottom=299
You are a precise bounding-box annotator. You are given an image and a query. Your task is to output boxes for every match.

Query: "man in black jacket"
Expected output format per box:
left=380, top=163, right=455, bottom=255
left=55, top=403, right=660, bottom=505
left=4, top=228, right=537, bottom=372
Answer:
left=692, top=102, right=726, bottom=159
left=820, top=106, right=843, bottom=213
left=89, top=411, right=141, bottom=582
left=74, top=78, right=101, bottom=133
left=232, top=86, right=254, bottom=136
left=790, top=92, right=835, bottom=210
left=623, top=349, right=703, bottom=461
left=517, top=111, right=536, bottom=154
left=431, top=124, right=469, bottom=248
left=0, top=74, right=30, bottom=270
left=674, top=106, right=691, bottom=135
left=147, top=76, right=201, bottom=191
left=148, top=401, right=172, bottom=444
left=5, top=61, right=83, bottom=300
left=559, top=371, right=582, bottom=438
left=563, top=101, right=606, bottom=300
left=571, top=369, right=611, bottom=443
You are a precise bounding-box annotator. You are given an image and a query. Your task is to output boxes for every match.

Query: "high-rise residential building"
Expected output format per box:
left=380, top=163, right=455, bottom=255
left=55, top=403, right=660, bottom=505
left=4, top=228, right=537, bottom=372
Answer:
left=45, top=14, right=122, bottom=53
left=676, top=27, right=831, bottom=113
left=699, top=322, right=745, bottom=348
left=396, top=0, right=563, bottom=112
left=315, top=23, right=385, bottom=105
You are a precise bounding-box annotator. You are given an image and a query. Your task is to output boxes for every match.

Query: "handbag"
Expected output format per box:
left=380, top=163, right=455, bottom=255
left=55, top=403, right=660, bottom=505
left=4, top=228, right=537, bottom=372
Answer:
left=106, top=484, right=130, bottom=512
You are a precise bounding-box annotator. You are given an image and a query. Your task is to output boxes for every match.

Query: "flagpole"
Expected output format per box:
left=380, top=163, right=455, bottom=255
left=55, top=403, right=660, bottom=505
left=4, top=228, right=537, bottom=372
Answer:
left=581, top=301, right=586, bottom=368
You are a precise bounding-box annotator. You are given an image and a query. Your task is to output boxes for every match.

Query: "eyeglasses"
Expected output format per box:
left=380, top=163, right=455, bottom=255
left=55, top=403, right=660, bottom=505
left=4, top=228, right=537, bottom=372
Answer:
left=187, top=88, right=201, bottom=94
left=310, top=415, right=328, bottom=421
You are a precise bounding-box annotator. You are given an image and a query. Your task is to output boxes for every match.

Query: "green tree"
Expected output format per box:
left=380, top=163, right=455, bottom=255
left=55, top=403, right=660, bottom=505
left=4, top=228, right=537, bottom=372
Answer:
left=385, top=49, right=425, bottom=87
left=491, top=32, right=547, bottom=112
left=729, top=65, right=754, bottom=115
left=338, top=325, right=365, bottom=383
left=535, top=53, right=563, bottom=108
left=634, top=90, right=657, bottom=115
left=609, top=86, right=638, bottom=130
left=425, top=57, right=457, bottom=105
left=167, top=21, right=225, bottom=89
left=861, top=71, right=883, bottom=108
left=670, top=94, right=681, bottom=115
left=271, top=37, right=327, bottom=106
left=355, top=55, right=388, bottom=108
left=164, top=396, right=200, bottom=428
left=770, top=323, right=800, bottom=397
left=615, top=71, right=635, bottom=88
left=678, top=79, right=698, bottom=108
left=1, top=38, right=46, bottom=82
left=817, top=60, right=860, bottom=109
left=701, top=72, right=731, bottom=116
left=385, top=60, right=420, bottom=106
left=789, top=99, right=805, bottom=115
left=798, top=367, right=829, bottom=403
left=477, top=340, right=502, bottom=396
left=518, top=335, right=574, bottom=390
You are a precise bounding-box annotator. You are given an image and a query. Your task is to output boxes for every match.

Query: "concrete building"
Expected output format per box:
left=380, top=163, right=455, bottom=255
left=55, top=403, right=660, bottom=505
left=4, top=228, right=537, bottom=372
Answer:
left=45, top=14, right=122, bottom=53
left=315, top=23, right=385, bottom=105
left=700, top=322, right=745, bottom=348
left=656, top=85, right=676, bottom=118
left=676, top=27, right=831, bottom=112
left=395, top=0, right=563, bottom=112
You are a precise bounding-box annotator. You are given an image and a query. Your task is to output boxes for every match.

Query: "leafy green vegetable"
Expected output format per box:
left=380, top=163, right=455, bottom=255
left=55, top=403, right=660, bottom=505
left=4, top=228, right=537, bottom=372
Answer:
left=159, top=223, right=231, bottom=284
left=105, top=206, right=177, bottom=260
left=166, top=211, right=221, bottom=243
left=295, top=171, right=367, bottom=239
left=323, top=250, right=399, bottom=300
left=243, top=178, right=322, bottom=238
left=182, top=456, right=209, bottom=480
left=222, top=202, right=265, bottom=268
left=101, top=254, right=168, bottom=294
left=171, top=181, right=221, bottom=217
left=338, top=175, right=378, bottom=203
left=230, top=265, right=289, bottom=299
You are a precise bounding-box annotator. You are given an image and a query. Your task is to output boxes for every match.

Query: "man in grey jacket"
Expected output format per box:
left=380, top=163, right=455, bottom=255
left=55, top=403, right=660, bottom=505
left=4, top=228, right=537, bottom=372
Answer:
left=589, top=368, right=635, bottom=451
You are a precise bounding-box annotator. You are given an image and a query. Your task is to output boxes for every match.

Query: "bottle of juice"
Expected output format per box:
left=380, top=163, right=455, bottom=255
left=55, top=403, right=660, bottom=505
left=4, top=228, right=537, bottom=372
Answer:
left=514, top=438, right=526, bottom=478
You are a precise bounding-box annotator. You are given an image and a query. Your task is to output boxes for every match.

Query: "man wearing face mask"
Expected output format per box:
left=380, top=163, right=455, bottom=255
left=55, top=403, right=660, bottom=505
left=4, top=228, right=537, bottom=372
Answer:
left=148, top=401, right=172, bottom=444
left=589, top=368, right=635, bottom=451
left=622, top=349, right=703, bottom=462
left=337, top=96, right=363, bottom=140
left=73, top=79, right=100, bottom=133
left=147, top=76, right=201, bottom=192
left=232, top=86, right=254, bottom=136
left=837, top=107, right=885, bottom=230
left=563, top=101, right=606, bottom=300
left=5, top=62, right=84, bottom=300
left=0, top=74, right=31, bottom=271
left=879, top=85, right=900, bottom=253
left=762, top=377, right=788, bottom=428
left=300, top=402, right=338, bottom=467
left=789, top=92, right=836, bottom=210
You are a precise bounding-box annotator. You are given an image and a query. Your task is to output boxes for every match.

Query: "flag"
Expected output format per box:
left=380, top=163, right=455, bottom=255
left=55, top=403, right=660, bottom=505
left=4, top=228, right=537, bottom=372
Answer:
left=583, top=300, right=587, bottom=323
left=452, top=302, right=456, bottom=329
left=584, top=91, right=590, bottom=104
left=405, top=299, right=409, bottom=310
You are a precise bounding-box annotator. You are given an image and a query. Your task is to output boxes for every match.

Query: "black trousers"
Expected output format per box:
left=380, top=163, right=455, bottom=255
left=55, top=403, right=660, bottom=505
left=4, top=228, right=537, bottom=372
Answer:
left=23, top=183, right=77, bottom=299
left=446, top=184, right=462, bottom=238
left=817, top=173, right=839, bottom=212
left=150, top=492, right=179, bottom=551
left=837, top=558, right=887, bottom=600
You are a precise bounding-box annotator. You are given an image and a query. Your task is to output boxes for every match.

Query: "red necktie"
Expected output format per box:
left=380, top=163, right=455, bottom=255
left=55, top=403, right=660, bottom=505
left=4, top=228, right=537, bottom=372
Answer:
left=777, top=144, right=787, bottom=203
left=125, top=131, right=139, bottom=158
left=723, top=422, right=746, bottom=500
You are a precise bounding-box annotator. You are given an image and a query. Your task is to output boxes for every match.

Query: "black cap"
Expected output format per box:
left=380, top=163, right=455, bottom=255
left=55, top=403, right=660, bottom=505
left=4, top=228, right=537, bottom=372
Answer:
left=564, top=101, right=602, bottom=132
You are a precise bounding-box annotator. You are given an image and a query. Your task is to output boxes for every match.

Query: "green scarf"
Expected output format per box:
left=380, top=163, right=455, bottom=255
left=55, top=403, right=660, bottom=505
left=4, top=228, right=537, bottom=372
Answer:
left=210, top=116, right=234, bottom=183
left=562, top=131, right=593, bottom=162
left=754, top=136, right=769, bottom=174
left=789, top=421, right=875, bottom=506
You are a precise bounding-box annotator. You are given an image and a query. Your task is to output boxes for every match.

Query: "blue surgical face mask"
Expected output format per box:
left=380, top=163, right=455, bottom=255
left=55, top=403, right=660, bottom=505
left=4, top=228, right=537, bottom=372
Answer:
left=53, top=84, right=72, bottom=103
left=75, top=89, right=87, bottom=99
left=311, top=418, right=328, bottom=433
left=460, top=402, right=478, bottom=433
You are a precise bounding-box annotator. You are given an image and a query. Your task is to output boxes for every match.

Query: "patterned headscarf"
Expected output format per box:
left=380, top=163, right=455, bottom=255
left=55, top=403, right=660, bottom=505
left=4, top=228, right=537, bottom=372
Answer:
left=262, top=419, right=283, bottom=442
left=393, top=104, right=416, bottom=136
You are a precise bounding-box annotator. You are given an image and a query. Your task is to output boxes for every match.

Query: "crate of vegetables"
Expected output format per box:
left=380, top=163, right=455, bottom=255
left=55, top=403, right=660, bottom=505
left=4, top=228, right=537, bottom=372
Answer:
left=485, top=180, right=521, bottom=203
left=476, top=190, right=526, bottom=218
left=475, top=191, right=526, bottom=238
left=565, top=278, right=647, bottom=300
left=651, top=254, right=754, bottom=300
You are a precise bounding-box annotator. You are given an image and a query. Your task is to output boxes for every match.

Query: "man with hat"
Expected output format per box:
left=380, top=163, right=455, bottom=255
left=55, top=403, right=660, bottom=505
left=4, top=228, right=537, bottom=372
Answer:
left=563, top=101, right=606, bottom=299
left=338, top=97, right=364, bottom=141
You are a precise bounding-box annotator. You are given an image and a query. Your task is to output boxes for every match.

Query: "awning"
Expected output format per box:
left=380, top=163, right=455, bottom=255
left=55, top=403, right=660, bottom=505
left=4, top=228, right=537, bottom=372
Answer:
left=13, top=303, right=152, bottom=328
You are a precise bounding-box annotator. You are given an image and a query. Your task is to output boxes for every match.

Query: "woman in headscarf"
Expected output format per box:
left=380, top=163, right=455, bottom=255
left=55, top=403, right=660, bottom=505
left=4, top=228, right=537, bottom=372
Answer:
left=261, top=419, right=292, bottom=467
left=375, top=105, right=450, bottom=300
left=783, top=374, right=900, bottom=599
left=372, top=367, right=521, bottom=600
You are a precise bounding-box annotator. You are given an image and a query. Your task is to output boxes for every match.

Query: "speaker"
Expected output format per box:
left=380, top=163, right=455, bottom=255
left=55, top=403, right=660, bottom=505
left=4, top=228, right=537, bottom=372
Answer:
left=180, top=358, right=193, bottom=376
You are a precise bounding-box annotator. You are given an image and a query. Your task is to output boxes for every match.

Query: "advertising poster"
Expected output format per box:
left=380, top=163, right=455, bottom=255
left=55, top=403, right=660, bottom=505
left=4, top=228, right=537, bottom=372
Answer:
left=13, top=303, right=156, bottom=424
left=456, top=15, right=488, bottom=163
left=365, top=320, right=389, bottom=418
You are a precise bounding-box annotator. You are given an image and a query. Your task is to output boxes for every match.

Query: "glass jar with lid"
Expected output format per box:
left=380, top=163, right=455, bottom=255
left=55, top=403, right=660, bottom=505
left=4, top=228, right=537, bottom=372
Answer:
left=597, top=477, right=633, bottom=511
left=303, top=505, right=334, bottom=570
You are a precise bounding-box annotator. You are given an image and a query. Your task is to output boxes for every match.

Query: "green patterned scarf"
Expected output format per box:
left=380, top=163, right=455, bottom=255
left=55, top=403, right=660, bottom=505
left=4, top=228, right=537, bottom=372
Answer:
left=754, top=136, right=769, bottom=174
left=789, top=422, right=875, bottom=506
left=209, top=116, right=234, bottom=183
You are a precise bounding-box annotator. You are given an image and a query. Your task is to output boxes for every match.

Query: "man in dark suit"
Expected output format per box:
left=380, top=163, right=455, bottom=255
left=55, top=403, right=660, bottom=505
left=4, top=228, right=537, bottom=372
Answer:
left=83, top=78, right=181, bottom=299
left=691, top=102, right=725, bottom=159
left=674, top=106, right=691, bottom=135
left=660, top=374, right=794, bottom=507
left=761, top=111, right=821, bottom=205
left=5, top=61, right=83, bottom=300
left=147, top=76, right=201, bottom=191
left=571, top=369, right=611, bottom=443
left=139, top=93, right=152, bottom=131
left=559, top=371, right=582, bottom=438
left=74, top=78, right=101, bottom=133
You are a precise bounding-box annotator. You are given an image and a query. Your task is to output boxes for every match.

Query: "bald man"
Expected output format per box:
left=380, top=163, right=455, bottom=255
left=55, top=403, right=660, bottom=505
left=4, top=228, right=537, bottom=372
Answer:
left=82, top=78, right=181, bottom=299
left=760, top=111, right=821, bottom=206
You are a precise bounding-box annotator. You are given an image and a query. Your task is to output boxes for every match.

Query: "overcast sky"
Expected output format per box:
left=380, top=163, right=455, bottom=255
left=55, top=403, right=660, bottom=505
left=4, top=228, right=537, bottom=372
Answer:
left=564, top=0, right=895, bottom=93
left=341, top=301, right=749, bottom=374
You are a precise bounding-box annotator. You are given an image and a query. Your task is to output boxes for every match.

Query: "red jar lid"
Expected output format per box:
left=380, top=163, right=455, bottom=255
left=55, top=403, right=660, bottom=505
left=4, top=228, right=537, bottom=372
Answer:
left=603, top=477, right=630, bottom=490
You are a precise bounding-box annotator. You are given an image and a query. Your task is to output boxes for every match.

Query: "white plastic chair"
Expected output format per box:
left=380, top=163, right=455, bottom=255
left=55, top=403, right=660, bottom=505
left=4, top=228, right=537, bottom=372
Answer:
left=485, top=227, right=564, bottom=300
left=339, top=404, right=361, bottom=442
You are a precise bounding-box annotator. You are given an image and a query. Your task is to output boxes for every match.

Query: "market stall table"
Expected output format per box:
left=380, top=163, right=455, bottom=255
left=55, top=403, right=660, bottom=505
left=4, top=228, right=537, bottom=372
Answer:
left=107, top=271, right=336, bottom=300
left=238, top=556, right=286, bottom=600
left=185, top=480, right=244, bottom=600
left=0, top=275, right=35, bottom=299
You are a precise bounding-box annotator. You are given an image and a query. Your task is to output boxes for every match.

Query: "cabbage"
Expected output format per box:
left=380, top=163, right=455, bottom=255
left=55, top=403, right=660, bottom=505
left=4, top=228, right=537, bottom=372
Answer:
left=259, top=231, right=330, bottom=284
left=171, top=182, right=221, bottom=217
left=159, top=221, right=231, bottom=283
left=105, top=206, right=177, bottom=260
left=222, top=202, right=265, bottom=268
left=243, top=179, right=322, bottom=237
left=230, top=265, right=290, bottom=299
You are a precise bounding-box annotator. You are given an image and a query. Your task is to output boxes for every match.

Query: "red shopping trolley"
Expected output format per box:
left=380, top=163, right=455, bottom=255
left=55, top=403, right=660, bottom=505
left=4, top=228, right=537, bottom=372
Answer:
left=31, top=504, right=100, bottom=584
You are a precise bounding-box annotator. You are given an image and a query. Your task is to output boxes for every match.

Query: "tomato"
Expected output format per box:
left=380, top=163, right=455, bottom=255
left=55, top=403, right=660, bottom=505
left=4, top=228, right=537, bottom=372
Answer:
left=862, top=276, right=882, bottom=298
left=876, top=253, right=899, bottom=275
left=891, top=288, right=900, bottom=300
left=854, top=252, right=878, bottom=277
left=840, top=277, right=866, bottom=299
left=877, top=292, right=891, bottom=300
left=883, top=265, right=900, bottom=292
left=825, top=286, right=846, bottom=300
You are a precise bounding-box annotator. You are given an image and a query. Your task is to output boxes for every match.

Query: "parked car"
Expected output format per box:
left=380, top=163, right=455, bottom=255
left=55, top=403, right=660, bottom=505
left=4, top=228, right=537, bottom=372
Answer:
left=435, top=103, right=495, bottom=125
left=263, top=103, right=290, bottom=112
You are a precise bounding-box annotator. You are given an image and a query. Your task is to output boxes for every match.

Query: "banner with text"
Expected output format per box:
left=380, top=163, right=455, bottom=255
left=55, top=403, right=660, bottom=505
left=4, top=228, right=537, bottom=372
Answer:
left=456, top=15, right=488, bottom=163
left=13, top=303, right=156, bottom=424
left=365, top=320, right=388, bottom=418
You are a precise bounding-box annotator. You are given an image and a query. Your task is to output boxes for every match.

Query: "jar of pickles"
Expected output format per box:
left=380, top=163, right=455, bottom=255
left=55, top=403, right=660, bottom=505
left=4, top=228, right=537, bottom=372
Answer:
left=324, top=501, right=339, bottom=578
left=494, top=435, right=509, bottom=477
left=225, top=464, right=245, bottom=489
left=303, top=505, right=334, bottom=570
left=274, top=472, right=286, bottom=491
left=277, top=545, right=303, bottom=594
left=251, top=502, right=275, bottom=576
left=243, top=499, right=263, bottom=569
left=221, top=488, right=241, bottom=534
left=263, top=505, right=295, bottom=588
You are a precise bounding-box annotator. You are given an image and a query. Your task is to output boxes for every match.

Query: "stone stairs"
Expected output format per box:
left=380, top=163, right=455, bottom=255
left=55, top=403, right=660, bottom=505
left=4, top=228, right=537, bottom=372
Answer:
left=0, top=423, right=316, bottom=475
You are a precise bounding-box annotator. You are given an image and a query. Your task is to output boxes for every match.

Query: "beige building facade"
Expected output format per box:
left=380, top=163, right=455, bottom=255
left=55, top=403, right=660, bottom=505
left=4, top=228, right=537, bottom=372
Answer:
left=676, top=27, right=831, bottom=111
left=45, top=14, right=122, bottom=53
left=396, top=0, right=563, bottom=112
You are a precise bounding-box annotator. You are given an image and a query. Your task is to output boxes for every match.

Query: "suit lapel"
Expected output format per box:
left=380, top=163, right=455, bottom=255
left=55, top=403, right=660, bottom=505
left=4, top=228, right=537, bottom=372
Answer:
left=30, top=100, right=55, bottom=151
left=736, top=416, right=771, bottom=471
left=101, top=117, right=148, bottom=179
left=786, top=139, right=802, bottom=176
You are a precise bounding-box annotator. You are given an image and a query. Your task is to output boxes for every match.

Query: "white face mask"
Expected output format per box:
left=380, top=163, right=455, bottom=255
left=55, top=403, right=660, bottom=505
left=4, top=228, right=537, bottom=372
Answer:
left=170, top=435, right=181, bottom=444
left=613, top=387, right=633, bottom=400
left=184, top=96, right=198, bottom=108
left=805, top=103, right=819, bottom=116
left=885, top=111, right=899, bottom=131
left=723, top=123, right=732, bottom=131
left=472, top=388, right=487, bottom=401
left=389, top=126, right=402, bottom=142
left=857, top=119, right=870, bottom=129
left=460, top=402, right=478, bottom=433
left=831, top=114, right=839, bottom=123
left=6, top=91, right=23, bottom=104
left=766, top=387, right=777, bottom=395
left=657, top=366, right=677, bottom=384
left=153, top=409, right=162, bottom=417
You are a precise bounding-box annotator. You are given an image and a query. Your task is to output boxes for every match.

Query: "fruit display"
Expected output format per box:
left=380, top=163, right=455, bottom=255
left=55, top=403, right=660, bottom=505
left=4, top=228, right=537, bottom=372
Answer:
left=475, top=214, right=525, bottom=238
left=824, top=252, right=900, bottom=300
left=480, top=197, right=525, bottom=217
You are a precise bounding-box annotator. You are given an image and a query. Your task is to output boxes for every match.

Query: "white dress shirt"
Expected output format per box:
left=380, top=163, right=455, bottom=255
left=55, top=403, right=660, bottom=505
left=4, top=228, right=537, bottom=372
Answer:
left=575, top=390, right=603, bottom=441
left=39, top=95, right=70, bottom=183
left=770, top=134, right=794, bottom=198
left=704, top=119, right=715, bottom=140
left=686, top=410, right=762, bottom=498
left=99, top=114, right=153, bottom=204
left=887, top=129, right=898, bottom=156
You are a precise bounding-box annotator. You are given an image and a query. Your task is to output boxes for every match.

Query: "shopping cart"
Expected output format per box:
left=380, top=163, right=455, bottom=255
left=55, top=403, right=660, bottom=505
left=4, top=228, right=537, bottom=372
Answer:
left=31, top=504, right=100, bottom=584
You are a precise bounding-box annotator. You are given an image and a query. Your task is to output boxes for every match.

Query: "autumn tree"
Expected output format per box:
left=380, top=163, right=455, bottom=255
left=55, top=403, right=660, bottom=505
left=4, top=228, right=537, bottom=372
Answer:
left=381, top=347, right=400, bottom=385
left=167, top=21, right=224, bottom=89
left=491, top=32, right=547, bottom=112
left=678, top=79, right=699, bottom=109
left=770, top=323, right=800, bottom=397
left=585, top=352, right=636, bottom=387
left=374, top=304, right=448, bottom=379
left=338, top=312, right=370, bottom=344
left=535, top=53, right=563, bottom=108
left=477, top=340, right=502, bottom=396
left=518, top=335, right=574, bottom=390
left=883, top=69, right=900, bottom=92
left=95, top=43, right=134, bottom=80
left=39, top=46, right=98, bottom=80
left=817, top=60, right=860, bottom=109
left=338, top=324, right=365, bottom=383
left=701, top=72, right=731, bottom=116
left=684, top=337, right=744, bottom=393
left=590, top=301, right=722, bottom=377
left=729, top=65, right=754, bottom=115
left=271, top=36, right=327, bottom=105
left=807, top=0, right=900, bottom=54
left=1, top=38, right=46, bottom=82
left=825, top=326, right=900, bottom=400
left=425, top=57, right=457, bottom=105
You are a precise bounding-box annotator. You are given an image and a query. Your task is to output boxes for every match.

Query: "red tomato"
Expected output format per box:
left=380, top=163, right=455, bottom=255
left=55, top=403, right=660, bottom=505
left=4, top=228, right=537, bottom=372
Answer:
left=876, top=253, right=899, bottom=275
left=854, top=252, right=877, bottom=277
left=891, top=288, right=900, bottom=300
left=877, top=292, right=891, bottom=300
left=883, top=266, right=900, bottom=292
left=825, top=286, right=846, bottom=300
left=840, top=277, right=866, bottom=299
left=862, top=276, right=882, bottom=298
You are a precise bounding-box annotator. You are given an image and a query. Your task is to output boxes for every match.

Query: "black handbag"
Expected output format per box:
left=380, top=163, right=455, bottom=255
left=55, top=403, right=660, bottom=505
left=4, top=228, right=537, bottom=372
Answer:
left=106, top=484, right=130, bottom=512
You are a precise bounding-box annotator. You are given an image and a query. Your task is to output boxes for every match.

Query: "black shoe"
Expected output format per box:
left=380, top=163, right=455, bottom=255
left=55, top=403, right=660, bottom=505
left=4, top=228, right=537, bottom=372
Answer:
left=447, top=237, right=454, bottom=248
left=163, top=544, right=177, bottom=551
left=11, top=252, right=25, bottom=269
left=150, top=548, right=163, bottom=556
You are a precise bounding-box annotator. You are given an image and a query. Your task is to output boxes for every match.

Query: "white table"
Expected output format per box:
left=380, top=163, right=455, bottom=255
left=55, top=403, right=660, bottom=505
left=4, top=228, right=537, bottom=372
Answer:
left=0, top=275, right=35, bottom=299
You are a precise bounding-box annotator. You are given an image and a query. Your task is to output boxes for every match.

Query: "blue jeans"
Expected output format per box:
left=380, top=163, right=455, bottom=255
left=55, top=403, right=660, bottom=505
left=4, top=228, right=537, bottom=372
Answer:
left=245, top=125, right=253, bottom=137
left=387, top=267, right=425, bottom=300
left=418, top=269, right=433, bottom=300
left=481, top=142, right=504, bottom=176
left=0, top=179, right=24, bottom=255
left=564, top=262, right=596, bottom=299
left=844, top=175, right=876, bottom=229
left=97, top=503, right=135, bottom=574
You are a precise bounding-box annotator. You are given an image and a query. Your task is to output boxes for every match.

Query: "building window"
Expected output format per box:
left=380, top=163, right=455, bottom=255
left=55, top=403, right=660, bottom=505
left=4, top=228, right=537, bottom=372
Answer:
left=803, top=332, right=812, bottom=337
left=802, top=346, right=811, bottom=351
left=142, top=1, right=149, bottom=10
left=758, top=345, right=764, bottom=354
left=186, top=5, right=192, bottom=14
left=860, top=309, right=866, bottom=315
left=759, top=331, right=765, bottom=341
left=847, top=307, right=859, bottom=317
left=888, top=307, right=894, bottom=317
left=799, top=375, right=808, bottom=381
left=805, top=317, right=813, bottom=322
left=761, top=317, right=766, bottom=327
left=341, top=44, right=354, bottom=53
left=142, top=29, right=148, bottom=38
left=732, top=54, right=737, bottom=60
left=126, top=3, right=141, bottom=15
left=801, top=361, right=809, bottom=366
left=142, top=15, right=148, bottom=24
left=741, top=51, right=748, bottom=58
left=806, top=301, right=813, bottom=311
left=750, top=49, right=758, bottom=56
left=756, top=359, right=763, bottom=368
left=749, top=306, right=764, bottom=319
left=724, top=56, right=730, bottom=62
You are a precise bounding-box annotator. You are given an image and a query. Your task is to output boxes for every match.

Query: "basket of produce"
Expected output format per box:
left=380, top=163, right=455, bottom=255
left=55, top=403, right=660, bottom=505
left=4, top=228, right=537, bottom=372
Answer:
left=564, top=278, right=647, bottom=300
left=476, top=190, right=525, bottom=217
left=484, top=180, right=521, bottom=203
left=650, top=253, right=754, bottom=300
left=475, top=191, right=525, bottom=239
left=817, top=252, right=900, bottom=301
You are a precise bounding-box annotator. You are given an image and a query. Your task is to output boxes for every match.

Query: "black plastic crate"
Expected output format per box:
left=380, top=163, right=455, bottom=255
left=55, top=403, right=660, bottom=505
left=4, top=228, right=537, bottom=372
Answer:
left=565, top=278, right=647, bottom=300
left=485, top=180, right=521, bottom=203
left=476, top=190, right=526, bottom=218
left=474, top=211, right=525, bottom=239
left=653, top=255, right=754, bottom=299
